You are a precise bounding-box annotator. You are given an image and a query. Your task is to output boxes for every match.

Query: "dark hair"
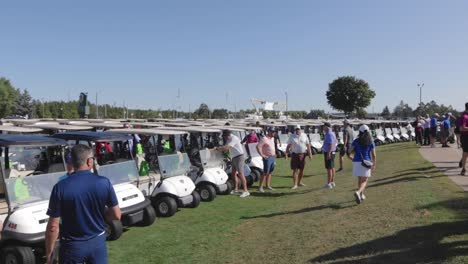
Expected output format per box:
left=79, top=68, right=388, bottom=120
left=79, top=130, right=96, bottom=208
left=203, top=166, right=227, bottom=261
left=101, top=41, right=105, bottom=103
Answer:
left=358, top=131, right=372, bottom=146
left=465, top=102, right=468, bottom=111
left=71, top=144, right=93, bottom=169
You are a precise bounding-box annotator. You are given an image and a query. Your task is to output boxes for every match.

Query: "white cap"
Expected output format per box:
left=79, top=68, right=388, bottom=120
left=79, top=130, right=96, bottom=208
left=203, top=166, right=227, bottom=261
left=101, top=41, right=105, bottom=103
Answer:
left=295, top=125, right=301, bottom=130
left=359, top=125, right=370, bottom=133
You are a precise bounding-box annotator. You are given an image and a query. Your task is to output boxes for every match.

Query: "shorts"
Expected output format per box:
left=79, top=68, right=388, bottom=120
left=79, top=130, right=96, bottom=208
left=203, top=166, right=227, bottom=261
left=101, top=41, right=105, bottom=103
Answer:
left=324, top=152, right=336, bottom=169
left=60, top=234, right=107, bottom=264
left=462, top=134, right=468, bottom=153
left=231, top=155, right=245, bottom=172
left=441, top=129, right=449, bottom=138
left=291, top=153, right=306, bottom=170
left=353, top=162, right=371, bottom=177
left=340, top=144, right=351, bottom=157
left=263, top=156, right=276, bottom=174
left=431, top=127, right=437, bottom=138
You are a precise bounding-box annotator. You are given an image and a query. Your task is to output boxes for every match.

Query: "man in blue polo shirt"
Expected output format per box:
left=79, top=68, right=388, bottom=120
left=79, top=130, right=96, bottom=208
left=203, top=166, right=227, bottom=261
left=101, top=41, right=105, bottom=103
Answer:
left=323, top=122, right=338, bottom=189
left=45, top=144, right=121, bottom=264
left=430, top=113, right=439, bottom=148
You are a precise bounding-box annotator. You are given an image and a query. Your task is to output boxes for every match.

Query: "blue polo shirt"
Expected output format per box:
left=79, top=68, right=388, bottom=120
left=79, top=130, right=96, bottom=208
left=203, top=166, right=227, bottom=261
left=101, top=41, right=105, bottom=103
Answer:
left=323, top=131, right=338, bottom=153
left=352, top=140, right=375, bottom=162
left=47, top=170, right=118, bottom=241
left=430, top=117, right=438, bottom=128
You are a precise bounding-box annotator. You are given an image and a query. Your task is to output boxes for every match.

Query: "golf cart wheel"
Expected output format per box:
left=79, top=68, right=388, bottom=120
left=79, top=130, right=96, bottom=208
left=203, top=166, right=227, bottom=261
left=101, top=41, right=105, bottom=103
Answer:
left=141, top=205, right=157, bottom=226
left=245, top=174, right=254, bottom=187
left=106, top=220, right=123, bottom=241
left=276, top=150, right=285, bottom=158
left=250, top=168, right=261, bottom=182
left=311, top=148, right=318, bottom=155
left=189, top=191, right=201, bottom=208
left=223, top=180, right=233, bottom=195
left=1, top=246, right=35, bottom=264
left=154, top=196, right=177, bottom=217
left=198, top=184, right=216, bottom=202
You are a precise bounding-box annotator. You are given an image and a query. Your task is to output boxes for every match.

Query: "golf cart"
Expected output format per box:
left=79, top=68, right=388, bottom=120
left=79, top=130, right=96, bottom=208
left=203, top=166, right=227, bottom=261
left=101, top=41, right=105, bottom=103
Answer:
left=0, top=135, right=67, bottom=264
left=26, top=123, right=93, bottom=135
left=51, top=132, right=155, bottom=240
left=0, top=125, right=44, bottom=135
left=108, top=128, right=200, bottom=217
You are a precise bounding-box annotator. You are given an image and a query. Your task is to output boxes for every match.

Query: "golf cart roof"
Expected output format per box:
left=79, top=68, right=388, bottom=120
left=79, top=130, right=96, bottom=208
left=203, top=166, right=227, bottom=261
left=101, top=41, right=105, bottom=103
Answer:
left=108, top=128, right=188, bottom=136
left=158, top=126, right=222, bottom=133
left=26, top=123, right=94, bottom=131
left=208, top=126, right=248, bottom=132
left=124, top=122, right=163, bottom=127
left=0, top=135, right=67, bottom=147
left=51, top=131, right=132, bottom=142
left=74, top=122, right=124, bottom=128
left=0, top=125, right=44, bottom=133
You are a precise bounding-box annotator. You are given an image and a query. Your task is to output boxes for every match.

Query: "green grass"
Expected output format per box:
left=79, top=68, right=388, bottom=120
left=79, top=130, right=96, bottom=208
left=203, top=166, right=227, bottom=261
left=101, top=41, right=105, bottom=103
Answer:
left=108, top=143, right=468, bottom=264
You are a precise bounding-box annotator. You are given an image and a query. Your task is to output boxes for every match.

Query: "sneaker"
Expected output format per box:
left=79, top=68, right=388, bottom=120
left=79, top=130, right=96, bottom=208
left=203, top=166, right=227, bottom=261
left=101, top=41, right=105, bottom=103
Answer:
left=230, top=190, right=239, bottom=195
left=258, top=187, right=264, bottom=193
left=299, top=182, right=306, bottom=187
left=461, top=169, right=466, bottom=176
left=291, top=185, right=298, bottom=190
left=240, top=191, right=250, bottom=198
left=331, top=182, right=336, bottom=187
left=354, top=191, right=362, bottom=204
left=323, top=183, right=333, bottom=189
left=459, top=160, right=463, bottom=168
left=360, top=192, right=366, bottom=200
left=266, top=186, right=275, bottom=190
left=337, top=168, right=343, bottom=172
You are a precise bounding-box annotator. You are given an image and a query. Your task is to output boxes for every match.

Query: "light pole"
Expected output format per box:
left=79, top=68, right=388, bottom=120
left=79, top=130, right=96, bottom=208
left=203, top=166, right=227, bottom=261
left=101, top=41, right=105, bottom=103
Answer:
left=417, top=83, right=424, bottom=105
left=285, top=91, right=288, bottom=119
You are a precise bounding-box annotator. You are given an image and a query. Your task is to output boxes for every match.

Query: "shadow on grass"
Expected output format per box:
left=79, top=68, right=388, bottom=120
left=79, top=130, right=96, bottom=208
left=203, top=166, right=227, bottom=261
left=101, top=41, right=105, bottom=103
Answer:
left=241, top=203, right=355, bottom=219
left=249, top=187, right=322, bottom=198
left=310, top=220, right=468, bottom=263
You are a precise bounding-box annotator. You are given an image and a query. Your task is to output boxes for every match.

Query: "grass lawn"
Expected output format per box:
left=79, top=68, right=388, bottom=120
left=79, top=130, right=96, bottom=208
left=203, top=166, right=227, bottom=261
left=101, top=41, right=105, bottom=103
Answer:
left=108, top=143, right=468, bottom=264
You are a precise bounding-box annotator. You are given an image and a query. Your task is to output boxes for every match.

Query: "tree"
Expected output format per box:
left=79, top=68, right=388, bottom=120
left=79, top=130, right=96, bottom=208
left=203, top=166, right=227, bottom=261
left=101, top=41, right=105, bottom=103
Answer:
left=306, top=109, right=326, bottom=119
left=381, top=106, right=391, bottom=118
left=14, top=89, right=33, bottom=117
left=194, top=103, right=211, bottom=119
left=393, top=100, right=413, bottom=118
left=212, top=109, right=228, bottom=119
left=0, top=78, right=20, bottom=117
left=326, top=76, right=376, bottom=116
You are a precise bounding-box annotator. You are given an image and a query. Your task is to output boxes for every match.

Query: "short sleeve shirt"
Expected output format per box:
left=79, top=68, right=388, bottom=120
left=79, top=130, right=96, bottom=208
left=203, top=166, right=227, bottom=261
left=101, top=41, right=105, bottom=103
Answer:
left=227, top=135, right=244, bottom=158
left=352, top=140, right=375, bottom=162
left=344, top=127, right=354, bottom=145
left=430, top=118, right=438, bottom=128
left=243, top=134, right=259, bottom=144
left=287, top=133, right=310, bottom=154
left=257, top=136, right=275, bottom=157
left=460, top=112, right=468, bottom=135
left=47, top=170, right=118, bottom=241
left=323, top=131, right=338, bottom=152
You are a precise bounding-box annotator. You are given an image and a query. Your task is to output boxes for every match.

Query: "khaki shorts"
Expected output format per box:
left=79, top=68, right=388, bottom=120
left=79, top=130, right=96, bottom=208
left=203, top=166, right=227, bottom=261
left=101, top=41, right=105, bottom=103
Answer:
left=232, top=155, right=245, bottom=172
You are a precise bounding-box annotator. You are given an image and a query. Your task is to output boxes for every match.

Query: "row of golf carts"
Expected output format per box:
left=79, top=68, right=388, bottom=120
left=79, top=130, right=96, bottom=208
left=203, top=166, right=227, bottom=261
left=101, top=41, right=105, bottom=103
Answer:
left=0, top=118, right=415, bottom=263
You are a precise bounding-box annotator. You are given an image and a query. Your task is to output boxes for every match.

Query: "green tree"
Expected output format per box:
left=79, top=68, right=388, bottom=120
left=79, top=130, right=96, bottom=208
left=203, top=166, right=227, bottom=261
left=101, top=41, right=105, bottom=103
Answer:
left=326, top=76, right=376, bottom=116
left=212, top=109, right=228, bottom=119
left=381, top=106, right=391, bottom=118
left=306, top=109, right=326, bottom=119
left=0, top=78, right=20, bottom=117
left=393, top=100, right=413, bottom=118
left=194, top=103, right=211, bottom=119
left=14, top=89, right=33, bottom=117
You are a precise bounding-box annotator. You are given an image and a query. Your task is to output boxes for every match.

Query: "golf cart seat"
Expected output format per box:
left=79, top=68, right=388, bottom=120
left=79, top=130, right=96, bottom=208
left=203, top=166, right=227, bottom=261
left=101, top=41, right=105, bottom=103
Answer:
left=47, top=163, right=65, bottom=173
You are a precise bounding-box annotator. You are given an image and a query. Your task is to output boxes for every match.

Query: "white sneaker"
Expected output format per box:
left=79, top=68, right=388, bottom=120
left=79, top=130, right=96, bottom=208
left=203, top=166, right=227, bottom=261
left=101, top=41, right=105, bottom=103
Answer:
left=331, top=182, right=336, bottom=187
left=323, top=183, right=333, bottom=189
left=361, top=193, right=366, bottom=200
left=291, top=185, right=298, bottom=190
left=354, top=191, right=362, bottom=204
left=258, top=187, right=264, bottom=193
left=230, top=190, right=239, bottom=195
left=266, top=186, right=275, bottom=190
left=240, top=191, right=250, bottom=198
left=299, top=182, right=306, bottom=187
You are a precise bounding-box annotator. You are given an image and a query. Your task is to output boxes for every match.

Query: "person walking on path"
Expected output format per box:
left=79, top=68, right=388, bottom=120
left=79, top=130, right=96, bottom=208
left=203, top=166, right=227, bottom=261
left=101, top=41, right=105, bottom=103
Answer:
left=339, top=120, right=353, bottom=171
left=323, top=122, right=338, bottom=189
left=216, top=130, right=250, bottom=198
left=45, top=144, right=121, bottom=264
left=285, top=125, right=313, bottom=189
left=348, top=125, right=377, bottom=204
left=256, top=128, right=277, bottom=192
left=415, top=116, right=424, bottom=146
left=459, top=103, right=468, bottom=176
left=441, top=113, right=452, bottom=147
left=424, top=114, right=431, bottom=145
left=430, top=113, right=440, bottom=148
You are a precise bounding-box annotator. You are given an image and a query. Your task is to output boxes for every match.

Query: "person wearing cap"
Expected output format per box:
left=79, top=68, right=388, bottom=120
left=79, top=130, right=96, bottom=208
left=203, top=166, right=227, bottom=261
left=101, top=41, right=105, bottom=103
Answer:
left=322, top=122, right=338, bottom=189
left=256, top=128, right=277, bottom=192
left=440, top=113, right=452, bottom=147
left=348, top=125, right=376, bottom=204
left=430, top=113, right=440, bottom=148
left=285, top=125, right=313, bottom=189
left=216, top=130, right=250, bottom=198
left=339, top=119, right=354, bottom=171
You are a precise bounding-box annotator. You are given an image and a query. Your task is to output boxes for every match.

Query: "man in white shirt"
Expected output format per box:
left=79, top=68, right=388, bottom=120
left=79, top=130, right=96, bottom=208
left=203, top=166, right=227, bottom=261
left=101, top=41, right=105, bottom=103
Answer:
left=285, top=125, right=313, bottom=189
left=216, top=130, right=250, bottom=198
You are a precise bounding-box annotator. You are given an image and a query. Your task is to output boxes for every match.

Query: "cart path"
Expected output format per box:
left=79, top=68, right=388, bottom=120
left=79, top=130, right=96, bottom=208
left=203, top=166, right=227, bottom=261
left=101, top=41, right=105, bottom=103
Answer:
left=419, top=144, right=467, bottom=191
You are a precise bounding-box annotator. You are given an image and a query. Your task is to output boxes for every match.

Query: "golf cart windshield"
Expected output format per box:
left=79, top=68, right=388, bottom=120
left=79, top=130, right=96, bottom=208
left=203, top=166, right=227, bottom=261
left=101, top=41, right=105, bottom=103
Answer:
left=158, top=153, right=191, bottom=178
left=199, top=149, right=224, bottom=169
left=2, top=146, right=65, bottom=208
left=95, top=141, right=133, bottom=166
left=97, top=160, right=139, bottom=185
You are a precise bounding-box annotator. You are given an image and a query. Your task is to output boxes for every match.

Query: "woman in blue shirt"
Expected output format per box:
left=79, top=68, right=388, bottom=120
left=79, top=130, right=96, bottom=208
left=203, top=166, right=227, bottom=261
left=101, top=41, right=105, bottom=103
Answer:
left=348, top=125, right=377, bottom=204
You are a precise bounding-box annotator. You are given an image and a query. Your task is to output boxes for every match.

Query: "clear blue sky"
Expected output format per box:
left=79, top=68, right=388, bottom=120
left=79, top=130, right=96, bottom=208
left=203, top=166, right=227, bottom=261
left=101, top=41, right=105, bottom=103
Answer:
left=1, top=0, right=467, bottom=113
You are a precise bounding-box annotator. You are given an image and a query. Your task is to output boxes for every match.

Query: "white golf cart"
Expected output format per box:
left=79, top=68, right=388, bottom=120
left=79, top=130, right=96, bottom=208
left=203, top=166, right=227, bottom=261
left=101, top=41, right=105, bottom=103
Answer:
left=0, top=135, right=67, bottom=264
left=108, top=128, right=200, bottom=217
left=51, top=132, right=156, bottom=240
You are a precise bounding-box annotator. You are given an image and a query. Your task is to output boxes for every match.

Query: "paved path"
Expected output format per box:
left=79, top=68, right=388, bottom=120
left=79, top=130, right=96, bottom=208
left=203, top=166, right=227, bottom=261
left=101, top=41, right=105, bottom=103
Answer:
left=419, top=144, right=466, bottom=191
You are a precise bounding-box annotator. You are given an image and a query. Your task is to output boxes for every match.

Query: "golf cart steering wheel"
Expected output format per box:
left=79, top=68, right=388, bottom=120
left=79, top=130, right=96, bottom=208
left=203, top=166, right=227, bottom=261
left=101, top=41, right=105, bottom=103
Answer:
left=26, top=171, right=45, bottom=176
